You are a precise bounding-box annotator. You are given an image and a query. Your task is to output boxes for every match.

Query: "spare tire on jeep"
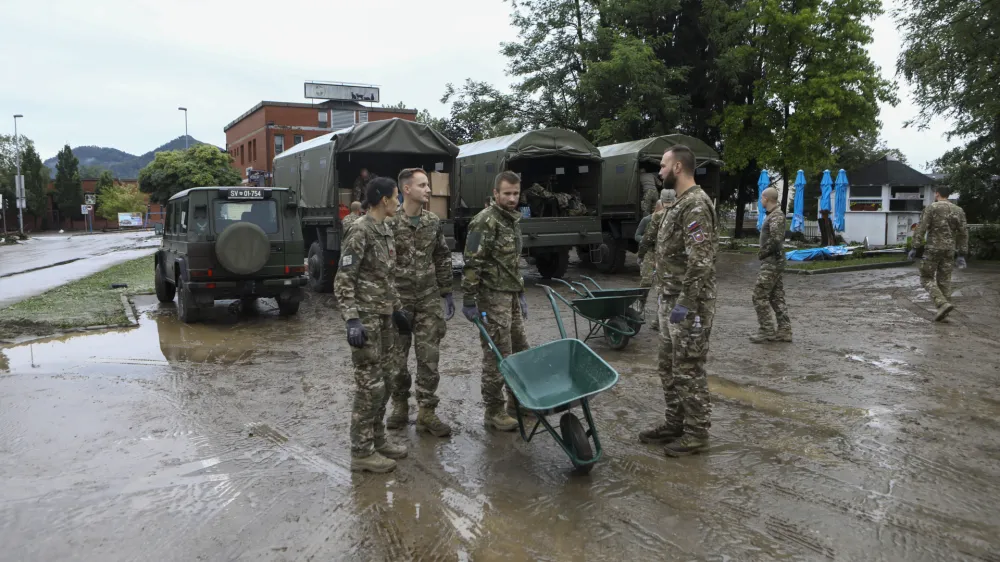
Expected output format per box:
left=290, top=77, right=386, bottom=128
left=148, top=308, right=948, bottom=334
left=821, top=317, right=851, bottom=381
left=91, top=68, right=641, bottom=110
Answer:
left=216, top=222, right=270, bottom=275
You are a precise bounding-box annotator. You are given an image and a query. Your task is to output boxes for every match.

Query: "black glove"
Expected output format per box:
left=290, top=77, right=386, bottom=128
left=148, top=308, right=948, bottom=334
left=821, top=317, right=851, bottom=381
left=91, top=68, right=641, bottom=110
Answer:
left=443, top=293, right=455, bottom=321
left=347, top=318, right=368, bottom=348
left=393, top=310, right=413, bottom=334
left=463, top=304, right=483, bottom=323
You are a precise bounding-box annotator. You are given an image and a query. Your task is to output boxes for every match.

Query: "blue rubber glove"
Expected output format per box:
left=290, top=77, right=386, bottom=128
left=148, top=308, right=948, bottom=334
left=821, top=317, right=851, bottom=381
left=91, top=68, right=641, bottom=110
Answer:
left=443, top=293, right=455, bottom=320
left=392, top=310, right=413, bottom=334
left=669, top=304, right=689, bottom=324
left=463, top=304, right=484, bottom=323
left=518, top=292, right=528, bottom=320
left=346, top=318, right=368, bottom=348
left=956, top=256, right=967, bottom=269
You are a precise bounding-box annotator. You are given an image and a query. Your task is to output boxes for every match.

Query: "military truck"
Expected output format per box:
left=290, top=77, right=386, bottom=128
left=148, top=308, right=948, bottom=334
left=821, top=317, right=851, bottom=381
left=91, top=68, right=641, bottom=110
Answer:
left=273, top=119, right=460, bottom=292
left=595, top=135, right=722, bottom=272
left=453, top=128, right=604, bottom=279
left=153, top=186, right=307, bottom=323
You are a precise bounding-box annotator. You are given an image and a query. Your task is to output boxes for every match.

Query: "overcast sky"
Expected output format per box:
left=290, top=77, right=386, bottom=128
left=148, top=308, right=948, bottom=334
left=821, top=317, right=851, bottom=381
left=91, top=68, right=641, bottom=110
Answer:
left=0, top=0, right=961, bottom=172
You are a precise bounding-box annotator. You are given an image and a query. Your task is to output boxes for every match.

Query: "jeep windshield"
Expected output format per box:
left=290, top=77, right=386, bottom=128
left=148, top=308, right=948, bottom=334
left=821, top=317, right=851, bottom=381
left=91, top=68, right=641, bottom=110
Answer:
left=214, top=200, right=278, bottom=234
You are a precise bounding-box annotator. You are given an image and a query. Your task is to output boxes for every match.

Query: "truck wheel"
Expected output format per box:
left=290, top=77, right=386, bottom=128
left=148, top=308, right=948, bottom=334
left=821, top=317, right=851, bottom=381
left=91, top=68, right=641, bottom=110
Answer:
left=595, top=232, right=626, bottom=274
left=307, top=242, right=334, bottom=293
left=276, top=296, right=300, bottom=316
left=536, top=249, right=569, bottom=279
left=176, top=279, right=201, bottom=324
left=155, top=261, right=175, bottom=303
left=576, top=245, right=592, bottom=265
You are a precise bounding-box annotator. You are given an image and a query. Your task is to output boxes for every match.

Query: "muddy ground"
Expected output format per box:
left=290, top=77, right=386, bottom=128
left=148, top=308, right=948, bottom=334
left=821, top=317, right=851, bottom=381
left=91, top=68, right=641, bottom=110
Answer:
left=2, top=254, right=999, bottom=561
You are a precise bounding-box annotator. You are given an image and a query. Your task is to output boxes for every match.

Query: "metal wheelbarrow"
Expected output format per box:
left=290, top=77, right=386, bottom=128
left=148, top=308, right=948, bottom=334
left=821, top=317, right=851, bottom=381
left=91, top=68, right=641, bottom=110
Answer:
left=543, top=276, right=649, bottom=350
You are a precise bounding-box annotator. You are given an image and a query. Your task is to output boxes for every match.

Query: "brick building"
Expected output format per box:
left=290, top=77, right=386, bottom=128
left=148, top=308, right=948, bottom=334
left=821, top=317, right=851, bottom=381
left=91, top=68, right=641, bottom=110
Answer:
left=2, top=177, right=164, bottom=233
left=223, top=100, right=417, bottom=184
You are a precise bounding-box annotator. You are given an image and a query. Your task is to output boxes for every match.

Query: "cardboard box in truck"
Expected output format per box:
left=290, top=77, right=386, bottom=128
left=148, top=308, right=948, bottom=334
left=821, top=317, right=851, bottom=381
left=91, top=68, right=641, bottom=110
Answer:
left=428, top=196, right=449, bottom=218
left=430, top=172, right=450, bottom=197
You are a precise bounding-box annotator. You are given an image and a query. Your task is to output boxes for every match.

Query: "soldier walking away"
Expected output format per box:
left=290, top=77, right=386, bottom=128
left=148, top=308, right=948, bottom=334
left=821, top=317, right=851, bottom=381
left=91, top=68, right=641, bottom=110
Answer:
left=639, top=145, right=718, bottom=457
left=640, top=171, right=661, bottom=217
left=385, top=169, right=455, bottom=438
left=342, top=201, right=364, bottom=234
left=636, top=189, right=677, bottom=331
left=352, top=168, right=378, bottom=205
left=909, top=186, right=968, bottom=321
left=750, top=187, right=792, bottom=343
left=462, top=170, right=531, bottom=432
left=334, top=177, right=414, bottom=473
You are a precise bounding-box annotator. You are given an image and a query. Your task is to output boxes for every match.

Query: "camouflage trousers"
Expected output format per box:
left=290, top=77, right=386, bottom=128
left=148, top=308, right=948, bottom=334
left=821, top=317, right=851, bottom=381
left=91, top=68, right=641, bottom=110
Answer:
left=658, top=293, right=715, bottom=438
left=920, top=250, right=955, bottom=308
left=349, top=312, right=396, bottom=457
left=478, top=290, right=529, bottom=409
left=391, top=291, right=446, bottom=408
left=752, top=264, right=790, bottom=334
left=639, top=259, right=659, bottom=327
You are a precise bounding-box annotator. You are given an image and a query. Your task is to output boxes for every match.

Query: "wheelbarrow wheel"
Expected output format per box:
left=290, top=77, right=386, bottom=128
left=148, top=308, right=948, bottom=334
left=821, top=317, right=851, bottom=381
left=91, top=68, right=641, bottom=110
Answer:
left=603, top=317, right=631, bottom=350
left=624, top=308, right=643, bottom=336
left=560, top=413, right=594, bottom=475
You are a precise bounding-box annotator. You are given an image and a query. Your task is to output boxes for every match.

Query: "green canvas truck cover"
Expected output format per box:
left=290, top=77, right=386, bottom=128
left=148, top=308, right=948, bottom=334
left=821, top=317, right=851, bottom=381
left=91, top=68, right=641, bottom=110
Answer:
left=458, top=128, right=602, bottom=162
left=599, top=135, right=721, bottom=208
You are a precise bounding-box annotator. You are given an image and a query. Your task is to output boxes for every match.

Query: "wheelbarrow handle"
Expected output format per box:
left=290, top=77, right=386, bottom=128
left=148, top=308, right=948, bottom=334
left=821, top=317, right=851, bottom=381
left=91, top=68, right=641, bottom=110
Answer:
left=474, top=318, right=505, bottom=365
left=580, top=276, right=604, bottom=291
left=548, top=277, right=587, bottom=297
left=541, top=286, right=570, bottom=339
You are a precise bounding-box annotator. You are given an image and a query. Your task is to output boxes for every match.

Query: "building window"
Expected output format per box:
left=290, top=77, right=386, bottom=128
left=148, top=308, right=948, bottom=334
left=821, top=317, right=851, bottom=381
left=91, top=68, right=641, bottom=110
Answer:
left=359, top=111, right=369, bottom=123
left=274, top=135, right=285, bottom=155
left=252, top=139, right=257, bottom=161
left=319, top=111, right=329, bottom=128
left=240, top=145, right=245, bottom=166
left=294, top=135, right=304, bottom=145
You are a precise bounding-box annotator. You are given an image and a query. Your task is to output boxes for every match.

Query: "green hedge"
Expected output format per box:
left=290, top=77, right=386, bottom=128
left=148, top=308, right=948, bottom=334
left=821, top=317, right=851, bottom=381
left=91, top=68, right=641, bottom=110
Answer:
left=969, top=224, right=1000, bottom=260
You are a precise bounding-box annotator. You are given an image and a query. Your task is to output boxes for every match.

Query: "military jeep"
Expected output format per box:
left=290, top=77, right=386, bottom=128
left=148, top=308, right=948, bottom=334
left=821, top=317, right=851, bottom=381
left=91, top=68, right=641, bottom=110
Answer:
left=154, top=186, right=308, bottom=323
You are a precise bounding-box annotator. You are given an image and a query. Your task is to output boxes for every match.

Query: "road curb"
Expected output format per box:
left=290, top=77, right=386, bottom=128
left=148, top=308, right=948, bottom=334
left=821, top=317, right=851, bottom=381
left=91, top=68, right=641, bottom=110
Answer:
left=121, top=295, right=138, bottom=326
left=787, top=260, right=913, bottom=275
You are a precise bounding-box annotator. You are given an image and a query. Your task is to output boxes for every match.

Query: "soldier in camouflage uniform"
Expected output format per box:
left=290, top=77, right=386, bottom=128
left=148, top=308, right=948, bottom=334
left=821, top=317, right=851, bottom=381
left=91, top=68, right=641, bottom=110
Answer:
left=335, top=177, right=413, bottom=474
left=462, top=170, right=530, bottom=432
left=750, top=187, right=792, bottom=343
left=639, top=146, right=718, bottom=457
left=352, top=168, right=378, bottom=205
left=910, top=186, right=969, bottom=321
left=385, top=169, right=455, bottom=438
left=342, top=201, right=364, bottom=235
left=636, top=189, right=677, bottom=331
left=640, top=171, right=661, bottom=217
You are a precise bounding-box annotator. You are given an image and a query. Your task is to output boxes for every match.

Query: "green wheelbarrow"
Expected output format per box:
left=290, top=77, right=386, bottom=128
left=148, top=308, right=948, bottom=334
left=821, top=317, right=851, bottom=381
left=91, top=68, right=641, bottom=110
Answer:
left=475, top=287, right=620, bottom=475
left=544, top=276, right=649, bottom=350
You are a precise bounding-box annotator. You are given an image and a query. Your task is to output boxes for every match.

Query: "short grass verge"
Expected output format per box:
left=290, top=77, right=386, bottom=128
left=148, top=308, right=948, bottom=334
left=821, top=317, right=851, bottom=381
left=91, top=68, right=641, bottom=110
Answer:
left=0, top=255, right=154, bottom=340
left=787, top=254, right=908, bottom=271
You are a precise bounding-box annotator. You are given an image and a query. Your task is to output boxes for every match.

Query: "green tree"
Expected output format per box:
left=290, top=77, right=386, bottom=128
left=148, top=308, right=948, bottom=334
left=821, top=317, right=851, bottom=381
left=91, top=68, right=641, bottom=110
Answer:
left=138, top=144, right=241, bottom=204
left=79, top=164, right=109, bottom=179
left=53, top=145, right=83, bottom=223
left=898, top=0, right=1000, bottom=221
left=94, top=170, right=115, bottom=208
left=437, top=80, right=523, bottom=145
left=96, top=183, right=146, bottom=221
left=20, top=145, right=49, bottom=227
left=0, top=134, right=35, bottom=209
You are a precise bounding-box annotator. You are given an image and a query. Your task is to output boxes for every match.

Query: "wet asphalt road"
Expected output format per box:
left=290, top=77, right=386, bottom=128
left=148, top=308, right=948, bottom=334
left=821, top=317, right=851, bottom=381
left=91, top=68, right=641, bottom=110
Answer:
left=0, top=232, right=159, bottom=308
left=1, top=254, right=999, bottom=561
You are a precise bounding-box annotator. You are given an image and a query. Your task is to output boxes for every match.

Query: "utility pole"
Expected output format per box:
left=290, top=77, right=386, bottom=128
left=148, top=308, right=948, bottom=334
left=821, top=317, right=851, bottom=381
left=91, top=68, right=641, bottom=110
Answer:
left=178, top=107, right=188, bottom=149
left=13, top=114, right=24, bottom=235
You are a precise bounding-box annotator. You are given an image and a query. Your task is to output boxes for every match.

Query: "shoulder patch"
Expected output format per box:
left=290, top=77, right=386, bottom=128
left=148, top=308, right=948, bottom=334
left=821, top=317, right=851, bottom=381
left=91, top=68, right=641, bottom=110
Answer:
left=341, top=254, right=356, bottom=268
left=688, top=221, right=700, bottom=232
left=466, top=232, right=482, bottom=254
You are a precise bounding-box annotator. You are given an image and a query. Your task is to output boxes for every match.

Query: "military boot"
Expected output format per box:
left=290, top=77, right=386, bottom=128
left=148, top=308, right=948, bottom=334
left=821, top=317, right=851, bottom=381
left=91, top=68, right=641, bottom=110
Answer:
left=484, top=407, right=518, bottom=432
left=774, top=329, right=793, bottom=342
left=638, top=423, right=683, bottom=444
left=351, top=452, right=397, bottom=473
left=663, top=434, right=709, bottom=457
left=385, top=401, right=410, bottom=430
left=934, top=303, right=955, bottom=322
left=749, top=331, right=776, bottom=344
left=506, top=400, right=534, bottom=423
left=374, top=437, right=408, bottom=459
left=416, top=407, right=452, bottom=437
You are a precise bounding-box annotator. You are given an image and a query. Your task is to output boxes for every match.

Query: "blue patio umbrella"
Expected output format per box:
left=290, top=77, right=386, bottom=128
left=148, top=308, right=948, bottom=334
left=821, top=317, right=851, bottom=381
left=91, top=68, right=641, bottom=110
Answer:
left=756, top=170, right=769, bottom=231
left=833, top=169, right=849, bottom=232
left=791, top=170, right=806, bottom=233
left=819, top=170, right=833, bottom=217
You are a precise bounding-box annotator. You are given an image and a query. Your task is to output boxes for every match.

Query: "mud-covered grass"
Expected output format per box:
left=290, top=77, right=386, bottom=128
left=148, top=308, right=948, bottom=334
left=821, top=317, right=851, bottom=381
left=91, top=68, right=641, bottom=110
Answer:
left=0, top=255, right=153, bottom=339
left=787, top=254, right=909, bottom=271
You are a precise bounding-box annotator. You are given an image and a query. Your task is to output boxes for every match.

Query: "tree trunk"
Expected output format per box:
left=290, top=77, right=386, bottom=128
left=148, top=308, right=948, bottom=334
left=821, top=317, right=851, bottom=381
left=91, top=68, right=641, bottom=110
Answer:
left=781, top=166, right=790, bottom=214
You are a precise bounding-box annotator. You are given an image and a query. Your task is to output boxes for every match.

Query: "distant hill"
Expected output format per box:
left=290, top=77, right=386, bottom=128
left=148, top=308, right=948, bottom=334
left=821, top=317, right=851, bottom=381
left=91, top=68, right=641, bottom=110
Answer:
left=44, top=136, right=218, bottom=179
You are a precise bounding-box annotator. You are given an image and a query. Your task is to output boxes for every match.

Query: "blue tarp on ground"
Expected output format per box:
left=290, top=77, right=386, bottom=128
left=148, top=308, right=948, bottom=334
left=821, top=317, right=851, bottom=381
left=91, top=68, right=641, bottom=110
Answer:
left=785, top=245, right=852, bottom=261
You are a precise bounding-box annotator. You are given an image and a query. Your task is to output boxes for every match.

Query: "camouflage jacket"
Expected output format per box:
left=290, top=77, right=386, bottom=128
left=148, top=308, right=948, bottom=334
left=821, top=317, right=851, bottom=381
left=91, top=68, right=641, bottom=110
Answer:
left=913, top=200, right=969, bottom=255
left=640, top=172, right=660, bottom=217
left=334, top=215, right=401, bottom=321
left=352, top=174, right=378, bottom=205
left=637, top=208, right=667, bottom=261
left=758, top=207, right=786, bottom=265
left=462, top=203, right=524, bottom=306
left=387, top=208, right=452, bottom=301
left=342, top=213, right=362, bottom=235
left=655, top=185, right=718, bottom=309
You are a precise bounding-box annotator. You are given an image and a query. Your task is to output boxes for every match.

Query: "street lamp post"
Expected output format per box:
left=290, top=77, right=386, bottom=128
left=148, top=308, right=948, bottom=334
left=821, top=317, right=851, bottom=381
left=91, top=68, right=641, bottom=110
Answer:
left=13, top=114, right=23, bottom=235
left=178, top=107, right=188, bottom=149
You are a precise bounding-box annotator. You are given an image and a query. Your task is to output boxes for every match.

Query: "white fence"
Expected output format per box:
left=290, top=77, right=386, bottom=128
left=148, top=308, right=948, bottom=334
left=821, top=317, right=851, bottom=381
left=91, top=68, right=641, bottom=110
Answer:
left=719, top=214, right=820, bottom=238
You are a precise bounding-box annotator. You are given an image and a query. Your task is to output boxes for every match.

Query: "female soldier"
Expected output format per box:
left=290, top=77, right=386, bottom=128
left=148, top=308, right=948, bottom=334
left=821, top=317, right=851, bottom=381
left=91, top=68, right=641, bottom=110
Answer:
left=334, top=176, right=413, bottom=473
